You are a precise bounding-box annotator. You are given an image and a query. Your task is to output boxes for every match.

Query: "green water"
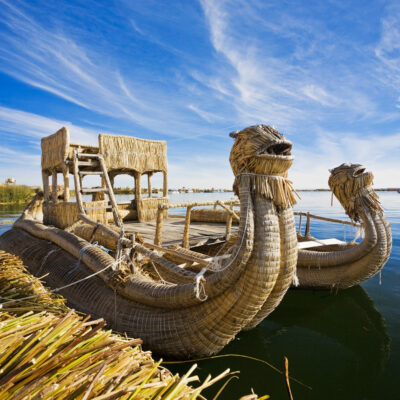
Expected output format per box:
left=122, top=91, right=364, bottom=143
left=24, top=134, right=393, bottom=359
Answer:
left=1, top=192, right=399, bottom=399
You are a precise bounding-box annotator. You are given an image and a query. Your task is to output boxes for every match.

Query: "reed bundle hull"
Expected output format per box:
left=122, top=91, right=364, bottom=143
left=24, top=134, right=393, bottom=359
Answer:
left=0, top=124, right=299, bottom=358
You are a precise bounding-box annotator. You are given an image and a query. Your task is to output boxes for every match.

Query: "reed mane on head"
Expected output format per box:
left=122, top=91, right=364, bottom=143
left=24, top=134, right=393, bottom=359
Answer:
left=328, top=163, right=382, bottom=222
left=229, top=124, right=297, bottom=209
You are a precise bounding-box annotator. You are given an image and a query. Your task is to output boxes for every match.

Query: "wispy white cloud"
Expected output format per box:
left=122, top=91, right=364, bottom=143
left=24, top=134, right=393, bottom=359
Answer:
left=291, top=130, right=400, bottom=188
left=374, top=4, right=400, bottom=92
left=198, top=0, right=399, bottom=128
left=0, top=106, right=98, bottom=145
left=0, top=106, right=102, bottom=184
left=187, top=104, right=222, bottom=122
left=0, top=1, right=225, bottom=139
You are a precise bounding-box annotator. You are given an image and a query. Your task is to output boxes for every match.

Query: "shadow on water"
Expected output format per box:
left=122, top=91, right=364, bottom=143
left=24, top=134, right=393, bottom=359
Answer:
left=166, top=286, right=390, bottom=400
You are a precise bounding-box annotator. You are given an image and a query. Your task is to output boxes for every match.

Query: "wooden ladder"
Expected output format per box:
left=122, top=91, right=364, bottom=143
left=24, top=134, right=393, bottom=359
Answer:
left=72, top=149, right=122, bottom=227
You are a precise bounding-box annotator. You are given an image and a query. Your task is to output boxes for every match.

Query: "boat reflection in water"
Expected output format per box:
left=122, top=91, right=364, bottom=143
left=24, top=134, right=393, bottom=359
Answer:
left=182, top=285, right=390, bottom=400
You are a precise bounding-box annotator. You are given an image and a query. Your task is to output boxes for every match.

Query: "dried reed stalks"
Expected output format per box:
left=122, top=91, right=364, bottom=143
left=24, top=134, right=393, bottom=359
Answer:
left=0, top=250, right=232, bottom=399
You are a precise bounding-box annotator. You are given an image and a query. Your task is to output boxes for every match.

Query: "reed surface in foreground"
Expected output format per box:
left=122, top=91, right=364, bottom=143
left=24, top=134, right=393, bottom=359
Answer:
left=0, top=251, right=233, bottom=399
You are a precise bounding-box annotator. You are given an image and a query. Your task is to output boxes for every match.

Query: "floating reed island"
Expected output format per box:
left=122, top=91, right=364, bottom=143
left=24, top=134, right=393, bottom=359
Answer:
left=0, top=124, right=392, bottom=359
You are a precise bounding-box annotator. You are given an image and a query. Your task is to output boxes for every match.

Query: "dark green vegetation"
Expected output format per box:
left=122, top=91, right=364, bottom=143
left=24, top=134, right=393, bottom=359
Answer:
left=0, top=184, right=38, bottom=204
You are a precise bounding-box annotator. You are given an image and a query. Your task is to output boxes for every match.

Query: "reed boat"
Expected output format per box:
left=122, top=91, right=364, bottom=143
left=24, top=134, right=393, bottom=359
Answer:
left=0, top=124, right=300, bottom=358
left=295, top=163, right=392, bottom=288
left=191, top=169, right=392, bottom=291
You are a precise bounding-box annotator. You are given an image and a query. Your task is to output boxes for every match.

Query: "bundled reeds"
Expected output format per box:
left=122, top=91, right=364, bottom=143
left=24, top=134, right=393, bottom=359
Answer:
left=41, top=127, right=70, bottom=171
left=99, top=134, right=167, bottom=175
left=43, top=201, right=108, bottom=229
left=0, top=251, right=232, bottom=399
left=328, top=164, right=382, bottom=222
left=191, top=209, right=239, bottom=224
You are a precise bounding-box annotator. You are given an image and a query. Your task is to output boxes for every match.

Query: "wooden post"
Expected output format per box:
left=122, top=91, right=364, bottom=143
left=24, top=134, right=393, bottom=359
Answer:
left=148, top=172, right=153, bottom=198
left=135, top=172, right=142, bottom=221
left=73, top=151, right=85, bottom=214
left=226, top=213, right=233, bottom=240
left=183, top=206, right=193, bottom=249
left=51, top=171, right=58, bottom=203
left=163, top=171, right=168, bottom=197
left=305, top=212, right=311, bottom=238
left=42, top=170, right=49, bottom=202
left=98, top=156, right=122, bottom=227
left=216, top=201, right=240, bottom=221
left=154, top=206, right=164, bottom=245
left=297, top=214, right=303, bottom=237
left=63, top=166, right=70, bottom=202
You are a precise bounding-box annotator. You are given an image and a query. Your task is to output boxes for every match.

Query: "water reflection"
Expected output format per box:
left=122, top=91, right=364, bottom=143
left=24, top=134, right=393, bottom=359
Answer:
left=167, top=286, right=390, bottom=400
left=269, top=286, right=390, bottom=377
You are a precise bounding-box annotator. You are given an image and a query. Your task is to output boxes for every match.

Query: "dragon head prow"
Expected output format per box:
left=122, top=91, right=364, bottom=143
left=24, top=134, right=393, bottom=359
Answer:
left=229, top=124, right=294, bottom=177
left=328, top=162, right=381, bottom=222
left=229, top=124, right=297, bottom=209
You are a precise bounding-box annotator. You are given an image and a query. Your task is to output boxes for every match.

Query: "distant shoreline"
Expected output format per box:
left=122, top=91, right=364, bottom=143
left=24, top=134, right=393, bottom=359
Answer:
left=1, top=185, right=398, bottom=206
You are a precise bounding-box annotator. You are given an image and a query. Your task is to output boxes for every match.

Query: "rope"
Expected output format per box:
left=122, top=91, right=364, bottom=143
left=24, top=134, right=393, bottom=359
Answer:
left=150, top=261, right=169, bottom=285
left=68, top=242, right=99, bottom=275
left=292, top=270, right=300, bottom=287
left=37, top=248, right=60, bottom=275
left=194, top=267, right=208, bottom=301
left=0, top=253, right=128, bottom=308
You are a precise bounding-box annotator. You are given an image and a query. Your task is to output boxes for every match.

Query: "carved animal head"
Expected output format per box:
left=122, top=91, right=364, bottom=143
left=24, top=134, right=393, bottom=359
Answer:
left=229, top=124, right=294, bottom=177
left=328, top=163, right=381, bottom=221
left=229, top=125, right=297, bottom=209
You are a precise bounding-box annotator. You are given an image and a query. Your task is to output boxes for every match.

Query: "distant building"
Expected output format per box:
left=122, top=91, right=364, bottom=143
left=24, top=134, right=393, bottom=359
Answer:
left=5, top=178, right=16, bottom=185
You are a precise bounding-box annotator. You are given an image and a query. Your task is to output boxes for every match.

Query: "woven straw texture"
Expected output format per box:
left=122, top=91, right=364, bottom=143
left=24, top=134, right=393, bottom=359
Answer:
left=297, top=163, right=392, bottom=289
left=191, top=208, right=239, bottom=224
left=1, top=124, right=299, bottom=358
left=43, top=201, right=108, bottom=229
left=41, top=127, right=69, bottom=170
left=99, top=134, right=167, bottom=174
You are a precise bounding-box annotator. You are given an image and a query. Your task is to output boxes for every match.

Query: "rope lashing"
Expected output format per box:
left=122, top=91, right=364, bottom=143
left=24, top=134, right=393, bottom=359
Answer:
left=194, top=267, right=208, bottom=301
left=68, top=242, right=99, bottom=275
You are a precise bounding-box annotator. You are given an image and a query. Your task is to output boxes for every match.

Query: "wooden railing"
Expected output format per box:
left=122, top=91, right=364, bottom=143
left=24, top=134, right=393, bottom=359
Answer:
left=155, top=199, right=239, bottom=247
left=154, top=202, right=360, bottom=246
left=294, top=211, right=360, bottom=238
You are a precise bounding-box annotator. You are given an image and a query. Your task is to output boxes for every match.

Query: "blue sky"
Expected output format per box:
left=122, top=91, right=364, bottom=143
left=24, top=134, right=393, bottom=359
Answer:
left=0, top=0, right=399, bottom=189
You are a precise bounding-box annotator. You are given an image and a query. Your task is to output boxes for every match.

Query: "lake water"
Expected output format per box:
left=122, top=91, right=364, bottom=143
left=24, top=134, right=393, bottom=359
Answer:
left=1, top=191, right=399, bottom=399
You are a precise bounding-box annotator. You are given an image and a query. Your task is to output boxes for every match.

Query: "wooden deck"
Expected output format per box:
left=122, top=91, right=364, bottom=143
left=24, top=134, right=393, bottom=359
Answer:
left=124, top=215, right=237, bottom=247
left=122, top=216, right=346, bottom=249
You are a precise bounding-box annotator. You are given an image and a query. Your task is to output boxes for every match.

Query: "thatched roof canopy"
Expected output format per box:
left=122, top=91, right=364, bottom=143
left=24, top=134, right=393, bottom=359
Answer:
left=41, top=127, right=70, bottom=170
left=99, top=134, right=167, bottom=175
